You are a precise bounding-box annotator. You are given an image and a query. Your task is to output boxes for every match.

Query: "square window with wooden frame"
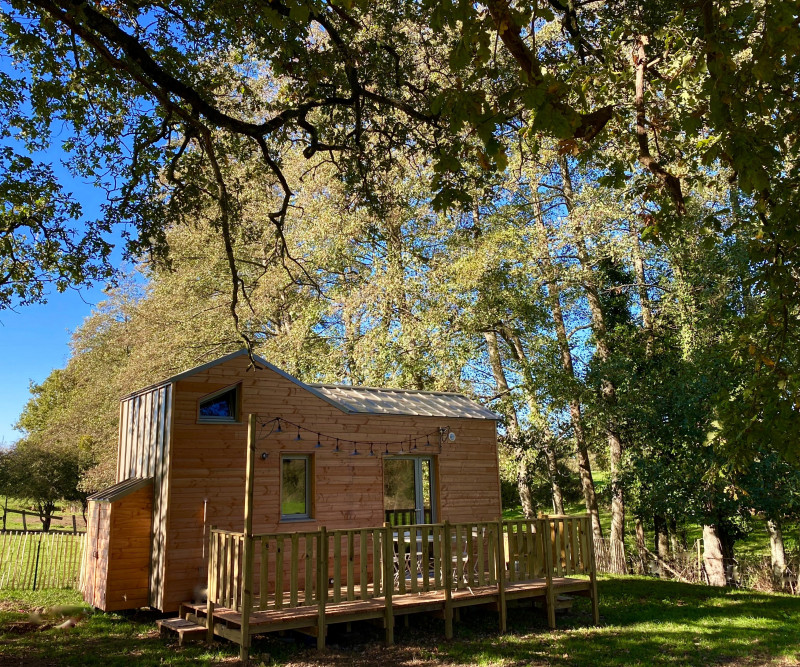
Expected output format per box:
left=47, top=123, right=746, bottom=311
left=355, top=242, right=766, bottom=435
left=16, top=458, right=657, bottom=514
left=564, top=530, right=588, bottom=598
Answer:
left=281, top=454, right=313, bottom=521
left=197, top=384, right=241, bottom=423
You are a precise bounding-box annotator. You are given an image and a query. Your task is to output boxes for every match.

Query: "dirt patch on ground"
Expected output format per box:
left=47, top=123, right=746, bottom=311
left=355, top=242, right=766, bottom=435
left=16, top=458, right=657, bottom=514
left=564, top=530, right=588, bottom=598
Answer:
left=0, top=599, right=30, bottom=614
left=2, top=621, right=52, bottom=635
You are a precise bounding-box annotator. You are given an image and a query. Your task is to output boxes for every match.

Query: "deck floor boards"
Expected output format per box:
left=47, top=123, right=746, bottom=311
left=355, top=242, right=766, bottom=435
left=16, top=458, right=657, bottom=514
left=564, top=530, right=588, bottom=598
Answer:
left=187, top=575, right=591, bottom=638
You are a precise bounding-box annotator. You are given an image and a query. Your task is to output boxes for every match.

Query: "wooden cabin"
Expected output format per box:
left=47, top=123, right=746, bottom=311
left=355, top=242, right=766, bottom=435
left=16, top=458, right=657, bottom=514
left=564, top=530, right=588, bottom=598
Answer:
left=81, top=350, right=501, bottom=612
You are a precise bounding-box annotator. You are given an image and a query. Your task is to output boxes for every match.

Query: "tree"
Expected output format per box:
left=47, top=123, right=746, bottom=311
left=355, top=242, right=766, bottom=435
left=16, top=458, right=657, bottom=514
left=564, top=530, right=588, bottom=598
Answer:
left=2, top=0, right=799, bottom=463
left=0, top=440, right=87, bottom=530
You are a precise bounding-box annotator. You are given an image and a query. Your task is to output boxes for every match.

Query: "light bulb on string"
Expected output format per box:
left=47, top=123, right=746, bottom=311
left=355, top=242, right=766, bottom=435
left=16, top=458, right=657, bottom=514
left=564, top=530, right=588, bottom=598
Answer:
left=412, top=439, right=418, bottom=451
left=295, top=427, right=302, bottom=441
left=351, top=443, right=359, bottom=456
left=315, top=434, right=322, bottom=448
left=384, top=442, right=389, bottom=455
left=369, top=443, right=375, bottom=457
left=334, top=438, right=340, bottom=453
left=276, top=419, right=282, bottom=433
left=425, top=434, right=432, bottom=447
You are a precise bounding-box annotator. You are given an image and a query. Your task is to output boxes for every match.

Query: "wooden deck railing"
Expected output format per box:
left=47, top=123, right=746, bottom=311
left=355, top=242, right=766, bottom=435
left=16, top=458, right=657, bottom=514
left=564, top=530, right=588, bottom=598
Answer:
left=206, top=515, right=596, bottom=650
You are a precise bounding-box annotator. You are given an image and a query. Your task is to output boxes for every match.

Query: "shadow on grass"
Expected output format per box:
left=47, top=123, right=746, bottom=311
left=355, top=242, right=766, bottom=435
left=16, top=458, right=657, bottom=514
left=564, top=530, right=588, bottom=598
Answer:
left=2, top=578, right=799, bottom=666
left=417, top=577, right=800, bottom=667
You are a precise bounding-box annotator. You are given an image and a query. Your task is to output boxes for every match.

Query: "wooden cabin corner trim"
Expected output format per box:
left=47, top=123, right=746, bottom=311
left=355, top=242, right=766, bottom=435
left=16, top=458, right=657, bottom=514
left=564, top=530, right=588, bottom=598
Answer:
left=150, top=382, right=175, bottom=610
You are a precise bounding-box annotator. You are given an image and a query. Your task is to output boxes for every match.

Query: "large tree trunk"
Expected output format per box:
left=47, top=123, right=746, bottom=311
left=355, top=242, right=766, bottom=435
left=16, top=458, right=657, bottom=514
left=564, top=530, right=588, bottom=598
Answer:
left=635, top=517, right=647, bottom=574
left=559, top=158, right=626, bottom=573
left=494, top=327, right=566, bottom=516
left=607, top=433, right=627, bottom=574
left=703, top=524, right=727, bottom=586
left=529, top=196, right=602, bottom=545
left=500, top=323, right=564, bottom=514
left=766, top=519, right=787, bottom=587
left=483, top=330, right=536, bottom=518
left=668, top=517, right=679, bottom=556
left=654, top=514, right=669, bottom=576
left=542, top=444, right=565, bottom=514
left=630, top=221, right=654, bottom=355
left=38, top=501, right=55, bottom=532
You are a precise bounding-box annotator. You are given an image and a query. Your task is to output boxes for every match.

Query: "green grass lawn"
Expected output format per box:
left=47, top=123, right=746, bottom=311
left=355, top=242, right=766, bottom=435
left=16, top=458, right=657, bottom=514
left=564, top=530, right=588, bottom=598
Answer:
left=2, top=578, right=800, bottom=666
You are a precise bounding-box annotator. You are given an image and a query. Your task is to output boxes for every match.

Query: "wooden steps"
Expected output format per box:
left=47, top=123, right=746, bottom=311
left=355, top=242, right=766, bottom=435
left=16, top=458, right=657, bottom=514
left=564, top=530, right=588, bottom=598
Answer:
left=156, top=617, right=207, bottom=645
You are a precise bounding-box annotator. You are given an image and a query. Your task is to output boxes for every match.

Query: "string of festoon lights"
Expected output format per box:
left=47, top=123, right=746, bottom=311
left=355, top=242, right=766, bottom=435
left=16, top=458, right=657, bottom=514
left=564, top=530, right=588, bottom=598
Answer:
left=255, top=416, right=452, bottom=459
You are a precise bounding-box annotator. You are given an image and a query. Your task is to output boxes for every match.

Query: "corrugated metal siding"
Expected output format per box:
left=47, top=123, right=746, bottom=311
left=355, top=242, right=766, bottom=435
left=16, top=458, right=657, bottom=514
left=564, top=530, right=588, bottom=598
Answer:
left=87, top=477, right=153, bottom=502
left=116, top=383, right=173, bottom=610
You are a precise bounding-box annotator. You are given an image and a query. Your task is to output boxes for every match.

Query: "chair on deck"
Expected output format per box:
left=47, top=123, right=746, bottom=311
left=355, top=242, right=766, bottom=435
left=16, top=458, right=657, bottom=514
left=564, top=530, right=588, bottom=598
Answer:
left=451, top=533, right=469, bottom=584
left=393, top=529, right=427, bottom=586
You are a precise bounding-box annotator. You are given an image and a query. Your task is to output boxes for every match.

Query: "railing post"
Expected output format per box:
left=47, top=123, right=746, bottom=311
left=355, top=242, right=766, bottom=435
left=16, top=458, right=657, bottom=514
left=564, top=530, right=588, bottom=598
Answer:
left=317, top=527, right=327, bottom=650
left=542, top=516, right=556, bottom=629
left=496, top=519, right=507, bottom=633
left=240, top=414, right=257, bottom=664
left=206, top=526, right=216, bottom=643
left=443, top=520, right=453, bottom=639
left=587, top=516, right=600, bottom=625
left=382, top=523, right=394, bottom=646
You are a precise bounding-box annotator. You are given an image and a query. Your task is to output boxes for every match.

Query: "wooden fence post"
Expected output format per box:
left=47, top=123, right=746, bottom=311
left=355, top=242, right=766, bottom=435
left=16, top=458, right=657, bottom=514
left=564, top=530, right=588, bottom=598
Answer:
left=206, top=526, right=216, bottom=643
left=240, top=414, right=257, bottom=664
left=496, top=519, right=507, bottom=633
left=382, top=524, right=394, bottom=646
left=587, top=516, right=599, bottom=625
left=542, top=517, right=556, bottom=630
left=443, top=520, right=453, bottom=640
left=317, top=527, right=327, bottom=650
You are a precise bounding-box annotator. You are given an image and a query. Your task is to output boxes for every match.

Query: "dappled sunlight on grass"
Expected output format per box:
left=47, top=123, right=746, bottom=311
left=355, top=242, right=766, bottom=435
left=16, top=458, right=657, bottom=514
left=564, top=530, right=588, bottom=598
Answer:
left=2, top=578, right=799, bottom=665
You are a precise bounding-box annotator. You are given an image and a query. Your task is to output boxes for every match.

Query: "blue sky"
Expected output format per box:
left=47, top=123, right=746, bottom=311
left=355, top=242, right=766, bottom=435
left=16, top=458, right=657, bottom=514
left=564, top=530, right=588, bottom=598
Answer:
left=0, top=284, right=106, bottom=445
left=0, top=170, right=123, bottom=447
left=0, top=45, right=132, bottom=446
left=0, top=153, right=131, bottom=445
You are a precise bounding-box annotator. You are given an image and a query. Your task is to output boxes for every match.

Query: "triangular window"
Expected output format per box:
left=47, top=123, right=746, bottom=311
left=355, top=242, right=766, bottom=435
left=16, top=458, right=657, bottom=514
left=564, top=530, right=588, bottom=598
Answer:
left=198, top=385, right=239, bottom=422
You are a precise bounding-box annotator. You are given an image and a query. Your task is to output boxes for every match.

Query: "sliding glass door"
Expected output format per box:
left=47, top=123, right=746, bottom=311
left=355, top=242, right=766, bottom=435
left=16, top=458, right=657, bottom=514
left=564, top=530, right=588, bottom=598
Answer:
left=383, top=457, right=435, bottom=525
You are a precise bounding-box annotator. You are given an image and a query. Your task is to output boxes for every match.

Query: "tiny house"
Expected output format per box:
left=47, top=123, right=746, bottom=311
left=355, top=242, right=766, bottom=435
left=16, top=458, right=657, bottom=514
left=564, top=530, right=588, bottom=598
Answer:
left=81, top=350, right=500, bottom=612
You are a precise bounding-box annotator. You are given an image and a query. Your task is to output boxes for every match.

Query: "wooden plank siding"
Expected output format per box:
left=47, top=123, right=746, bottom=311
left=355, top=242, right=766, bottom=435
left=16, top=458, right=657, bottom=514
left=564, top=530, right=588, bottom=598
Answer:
left=82, top=484, right=153, bottom=611
left=156, top=354, right=500, bottom=612
left=104, top=484, right=153, bottom=610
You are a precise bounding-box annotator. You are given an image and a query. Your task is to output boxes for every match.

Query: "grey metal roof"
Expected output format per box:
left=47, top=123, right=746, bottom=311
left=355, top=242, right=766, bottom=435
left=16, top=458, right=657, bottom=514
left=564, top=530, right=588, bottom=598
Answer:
left=87, top=477, right=153, bottom=502
left=122, top=349, right=498, bottom=420
left=308, top=384, right=499, bottom=420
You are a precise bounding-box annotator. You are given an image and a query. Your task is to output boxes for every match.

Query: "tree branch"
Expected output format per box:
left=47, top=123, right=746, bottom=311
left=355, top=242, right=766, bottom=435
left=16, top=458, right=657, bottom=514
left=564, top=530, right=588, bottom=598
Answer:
left=633, top=35, right=686, bottom=214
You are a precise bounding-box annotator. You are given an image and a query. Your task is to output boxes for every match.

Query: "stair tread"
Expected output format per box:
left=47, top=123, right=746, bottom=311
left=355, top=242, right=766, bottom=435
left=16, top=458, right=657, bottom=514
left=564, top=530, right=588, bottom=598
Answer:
left=157, top=617, right=207, bottom=633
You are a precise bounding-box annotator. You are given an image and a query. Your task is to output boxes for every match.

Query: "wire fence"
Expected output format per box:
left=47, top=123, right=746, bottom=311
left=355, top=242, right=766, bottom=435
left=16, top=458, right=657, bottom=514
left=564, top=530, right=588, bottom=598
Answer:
left=0, top=531, right=85, bottom=590
left=594, top=536, right=799, bottom=593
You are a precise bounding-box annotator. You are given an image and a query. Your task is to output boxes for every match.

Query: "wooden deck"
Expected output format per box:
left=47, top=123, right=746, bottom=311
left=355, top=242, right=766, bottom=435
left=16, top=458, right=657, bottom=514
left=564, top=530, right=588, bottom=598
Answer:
left=179, top=574, right=593, bottom=644
left=161, top=516, right=599, bottom=661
